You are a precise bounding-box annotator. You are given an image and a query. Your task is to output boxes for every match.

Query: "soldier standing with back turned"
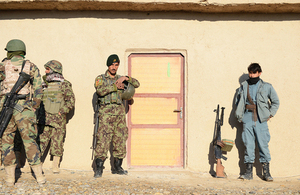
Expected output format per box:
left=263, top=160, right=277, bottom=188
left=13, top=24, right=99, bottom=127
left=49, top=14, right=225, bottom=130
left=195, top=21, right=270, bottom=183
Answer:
left=38, top=60, right=75, bottom=174
left=0, top=39, right=45, bottom=185
left=93, top=54, right=140, bottom=178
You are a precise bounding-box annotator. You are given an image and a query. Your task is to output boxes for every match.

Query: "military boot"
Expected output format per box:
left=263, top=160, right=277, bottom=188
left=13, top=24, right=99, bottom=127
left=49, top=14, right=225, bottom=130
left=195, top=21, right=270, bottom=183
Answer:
left=94, top=158, right=105, bottom=178
left=262, top=162, right=273, bottom=182
left=4, top=165, right=16, bottom=186
left=112, top=158, right=128, bottom=175
left=31, top=164, right=46, bottom=184
left=52, top=156, right=60, bottom=174
left=21, top=159, right=31, bottom=173
left=239, top=163, right=253, bottom=180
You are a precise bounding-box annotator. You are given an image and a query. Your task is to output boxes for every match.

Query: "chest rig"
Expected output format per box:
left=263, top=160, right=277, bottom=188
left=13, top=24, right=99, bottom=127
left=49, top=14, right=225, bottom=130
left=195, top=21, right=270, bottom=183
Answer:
left=42, top=82, right=64, bottom=114
left=99, top=74, right=122, bottom=105
left=1, top=60, right=31, bottom=95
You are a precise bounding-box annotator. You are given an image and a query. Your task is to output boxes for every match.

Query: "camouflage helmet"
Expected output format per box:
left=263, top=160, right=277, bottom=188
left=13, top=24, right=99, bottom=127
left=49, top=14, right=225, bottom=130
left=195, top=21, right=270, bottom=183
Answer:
left=44, top=60, right=63, bottom=74
left=122, top=81, right=135, bottom=100
left=5, top=39, right=26, bottom=54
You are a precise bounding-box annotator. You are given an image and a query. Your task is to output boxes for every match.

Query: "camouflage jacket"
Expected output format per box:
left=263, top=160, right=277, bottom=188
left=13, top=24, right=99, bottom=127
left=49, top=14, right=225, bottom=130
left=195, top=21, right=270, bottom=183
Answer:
left=43, top=79, right=75, bottom=127
left=94, top=70, right=140, bottom=116
left=0, top=55, right=43, bottom=110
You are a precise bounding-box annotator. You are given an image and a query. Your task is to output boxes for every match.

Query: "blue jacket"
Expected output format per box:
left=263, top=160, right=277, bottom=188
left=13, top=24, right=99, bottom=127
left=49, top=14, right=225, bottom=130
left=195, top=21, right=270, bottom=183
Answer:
left=235, top=79, right=279, bottom=123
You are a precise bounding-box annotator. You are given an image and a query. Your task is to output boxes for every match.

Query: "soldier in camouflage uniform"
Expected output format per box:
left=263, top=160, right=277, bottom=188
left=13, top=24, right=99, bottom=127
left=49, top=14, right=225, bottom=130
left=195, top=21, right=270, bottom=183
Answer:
left=0, top=39, right=45, bottom=186
left=38, top=60, right=75, bottom=174
left=93, top=54, right=140, bottom=178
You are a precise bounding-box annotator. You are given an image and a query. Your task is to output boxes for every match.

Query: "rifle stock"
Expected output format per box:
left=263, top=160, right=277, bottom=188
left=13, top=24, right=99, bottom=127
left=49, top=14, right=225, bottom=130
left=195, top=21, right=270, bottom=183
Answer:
left=0, top=72, right=31, bottom=138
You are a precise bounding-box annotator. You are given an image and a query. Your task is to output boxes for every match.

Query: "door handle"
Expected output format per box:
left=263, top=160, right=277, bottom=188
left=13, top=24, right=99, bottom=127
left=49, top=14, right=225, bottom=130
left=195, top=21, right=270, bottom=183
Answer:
left=173, top=107, right=183, bottom=119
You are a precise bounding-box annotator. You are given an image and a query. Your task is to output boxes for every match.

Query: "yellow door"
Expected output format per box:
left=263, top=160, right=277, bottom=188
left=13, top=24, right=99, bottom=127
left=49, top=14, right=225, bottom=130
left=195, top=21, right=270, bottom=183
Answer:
left=128, top=53, right=184, bottom=167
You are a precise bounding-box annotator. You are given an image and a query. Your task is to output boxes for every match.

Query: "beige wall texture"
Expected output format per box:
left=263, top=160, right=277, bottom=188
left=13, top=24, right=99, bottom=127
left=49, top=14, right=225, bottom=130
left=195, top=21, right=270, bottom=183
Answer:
left=0, top=1, right=299, bottom=177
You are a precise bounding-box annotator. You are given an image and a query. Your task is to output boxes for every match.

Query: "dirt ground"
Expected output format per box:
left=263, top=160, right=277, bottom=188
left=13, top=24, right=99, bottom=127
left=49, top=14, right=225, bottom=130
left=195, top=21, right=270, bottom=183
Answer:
left=0, top=167, right=299, bottom=194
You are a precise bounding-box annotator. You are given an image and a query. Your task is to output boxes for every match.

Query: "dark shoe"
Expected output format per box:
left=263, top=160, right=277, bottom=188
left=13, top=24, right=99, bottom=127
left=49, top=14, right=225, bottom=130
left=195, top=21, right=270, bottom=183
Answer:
left=112, top=158, right=128, bottom=175
left=94, top=158, right=104, bottom=178
left=262, top=162, right=273, bottom=182
left=239, top=163, right=253, bottom=180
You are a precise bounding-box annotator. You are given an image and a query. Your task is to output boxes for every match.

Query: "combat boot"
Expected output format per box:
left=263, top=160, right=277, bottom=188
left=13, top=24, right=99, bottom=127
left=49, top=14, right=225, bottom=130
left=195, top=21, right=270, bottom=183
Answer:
left=112, top=158, right=128, bottom=175
left=52, top=156, right=60, bottom=174
left=15, top=151, right=22, bottom=169
left=21, top=159, right=31, bottom=173
left=31, top=164, right=46, bottom=184
left=94, top=158, right=105, bottom=178
left=239, top=163, right=253, bottom=180
left=262, top=162, right=273, bottom=182
left=4, top=165, right=16, bottom=186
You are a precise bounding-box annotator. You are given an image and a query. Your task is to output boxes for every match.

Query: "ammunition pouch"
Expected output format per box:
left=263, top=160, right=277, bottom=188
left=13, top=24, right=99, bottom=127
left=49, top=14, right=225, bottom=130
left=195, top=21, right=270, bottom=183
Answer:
left=99, top=74, right=123, bottom=105
left=43, top=82, right=64, bottom=114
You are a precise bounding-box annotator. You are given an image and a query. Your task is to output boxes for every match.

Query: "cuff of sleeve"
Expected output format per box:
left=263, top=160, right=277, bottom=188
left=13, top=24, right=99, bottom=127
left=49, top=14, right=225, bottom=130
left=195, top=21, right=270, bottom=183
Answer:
left=127, top=76, right=132, bottom=83
left=59, top=108, right=66, bottom=115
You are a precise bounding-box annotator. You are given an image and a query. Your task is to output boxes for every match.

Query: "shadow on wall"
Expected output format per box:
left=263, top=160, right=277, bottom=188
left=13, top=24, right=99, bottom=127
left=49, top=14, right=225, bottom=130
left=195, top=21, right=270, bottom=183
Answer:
left=208, top=73, right=263, bottom=178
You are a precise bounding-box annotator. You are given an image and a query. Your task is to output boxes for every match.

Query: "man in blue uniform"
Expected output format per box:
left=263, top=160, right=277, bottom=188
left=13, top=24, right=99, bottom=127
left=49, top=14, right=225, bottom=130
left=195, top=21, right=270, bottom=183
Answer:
left=235, top=63, right=279, bottom=181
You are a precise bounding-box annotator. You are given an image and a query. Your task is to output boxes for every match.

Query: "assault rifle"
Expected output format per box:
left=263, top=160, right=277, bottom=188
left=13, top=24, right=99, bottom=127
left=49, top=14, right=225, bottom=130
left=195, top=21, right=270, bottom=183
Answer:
left=213, top=104, right=226, bottom=178
left=0, top=71, right=31, bottom=138
left=91, top=92, right=100, bottom=160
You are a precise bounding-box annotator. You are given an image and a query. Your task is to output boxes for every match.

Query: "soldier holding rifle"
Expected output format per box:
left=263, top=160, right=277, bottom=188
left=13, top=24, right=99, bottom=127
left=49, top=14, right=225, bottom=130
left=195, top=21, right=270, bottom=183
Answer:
left=0, top=39, right=45, bottom=185
left=93, top=54, right=139, bottom=178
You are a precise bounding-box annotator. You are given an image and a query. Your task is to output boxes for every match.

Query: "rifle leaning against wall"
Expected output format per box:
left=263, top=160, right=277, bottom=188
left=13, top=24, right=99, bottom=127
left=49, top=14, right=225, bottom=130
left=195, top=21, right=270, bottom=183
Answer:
left=0, top=71, right=31, bottom=138
left=213, top=104, right=234, bottom=178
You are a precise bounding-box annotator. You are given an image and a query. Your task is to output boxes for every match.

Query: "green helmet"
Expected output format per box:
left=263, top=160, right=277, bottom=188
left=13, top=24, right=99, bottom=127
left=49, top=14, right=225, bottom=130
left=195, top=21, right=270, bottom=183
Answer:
left=122, top=81, right=135, bottom=100
left=44, top=60, right=63, bottom=74
left=5, top=39, right=26, bottom=54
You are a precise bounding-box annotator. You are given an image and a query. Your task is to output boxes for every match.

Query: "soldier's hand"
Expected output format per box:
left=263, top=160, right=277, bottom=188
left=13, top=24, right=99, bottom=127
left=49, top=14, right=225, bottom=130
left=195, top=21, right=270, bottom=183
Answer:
left=115, top=81, right=125, bottom=89
left=116, top=76, right=128, bottom=84
left=267, top=115, right=273, bottom=121
left=216, top=140, right=225, bottom=148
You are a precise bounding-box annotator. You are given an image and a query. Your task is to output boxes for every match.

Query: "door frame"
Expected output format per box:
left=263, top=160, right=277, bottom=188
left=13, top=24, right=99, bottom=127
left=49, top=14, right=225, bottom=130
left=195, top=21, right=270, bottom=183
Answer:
left=124, top=50, right=188, bottom=168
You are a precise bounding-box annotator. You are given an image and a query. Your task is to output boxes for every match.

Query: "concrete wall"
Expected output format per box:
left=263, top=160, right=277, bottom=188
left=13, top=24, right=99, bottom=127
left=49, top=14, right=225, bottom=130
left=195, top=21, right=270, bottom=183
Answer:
left=0, top=2, right=299, bottom=177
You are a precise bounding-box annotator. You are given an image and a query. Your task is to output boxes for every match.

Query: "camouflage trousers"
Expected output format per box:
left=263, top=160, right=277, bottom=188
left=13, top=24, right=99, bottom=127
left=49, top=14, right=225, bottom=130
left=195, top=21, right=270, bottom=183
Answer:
left=1, top=108, right=41, bottom=166
left=95, top=114, right=128, bottom=160
left=39, top=125, right=66, bottom=157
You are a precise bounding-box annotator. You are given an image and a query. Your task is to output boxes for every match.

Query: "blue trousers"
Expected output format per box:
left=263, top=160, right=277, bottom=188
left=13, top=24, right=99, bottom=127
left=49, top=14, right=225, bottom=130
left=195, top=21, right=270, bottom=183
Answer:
left=242, top=111, right=271, bottom=163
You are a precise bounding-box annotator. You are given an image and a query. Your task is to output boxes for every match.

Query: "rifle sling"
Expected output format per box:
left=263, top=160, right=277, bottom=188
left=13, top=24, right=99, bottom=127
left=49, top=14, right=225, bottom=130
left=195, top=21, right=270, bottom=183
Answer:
left=246, top=84, right=257, bottom=122
left=21, top=60, right=26, bottom=71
